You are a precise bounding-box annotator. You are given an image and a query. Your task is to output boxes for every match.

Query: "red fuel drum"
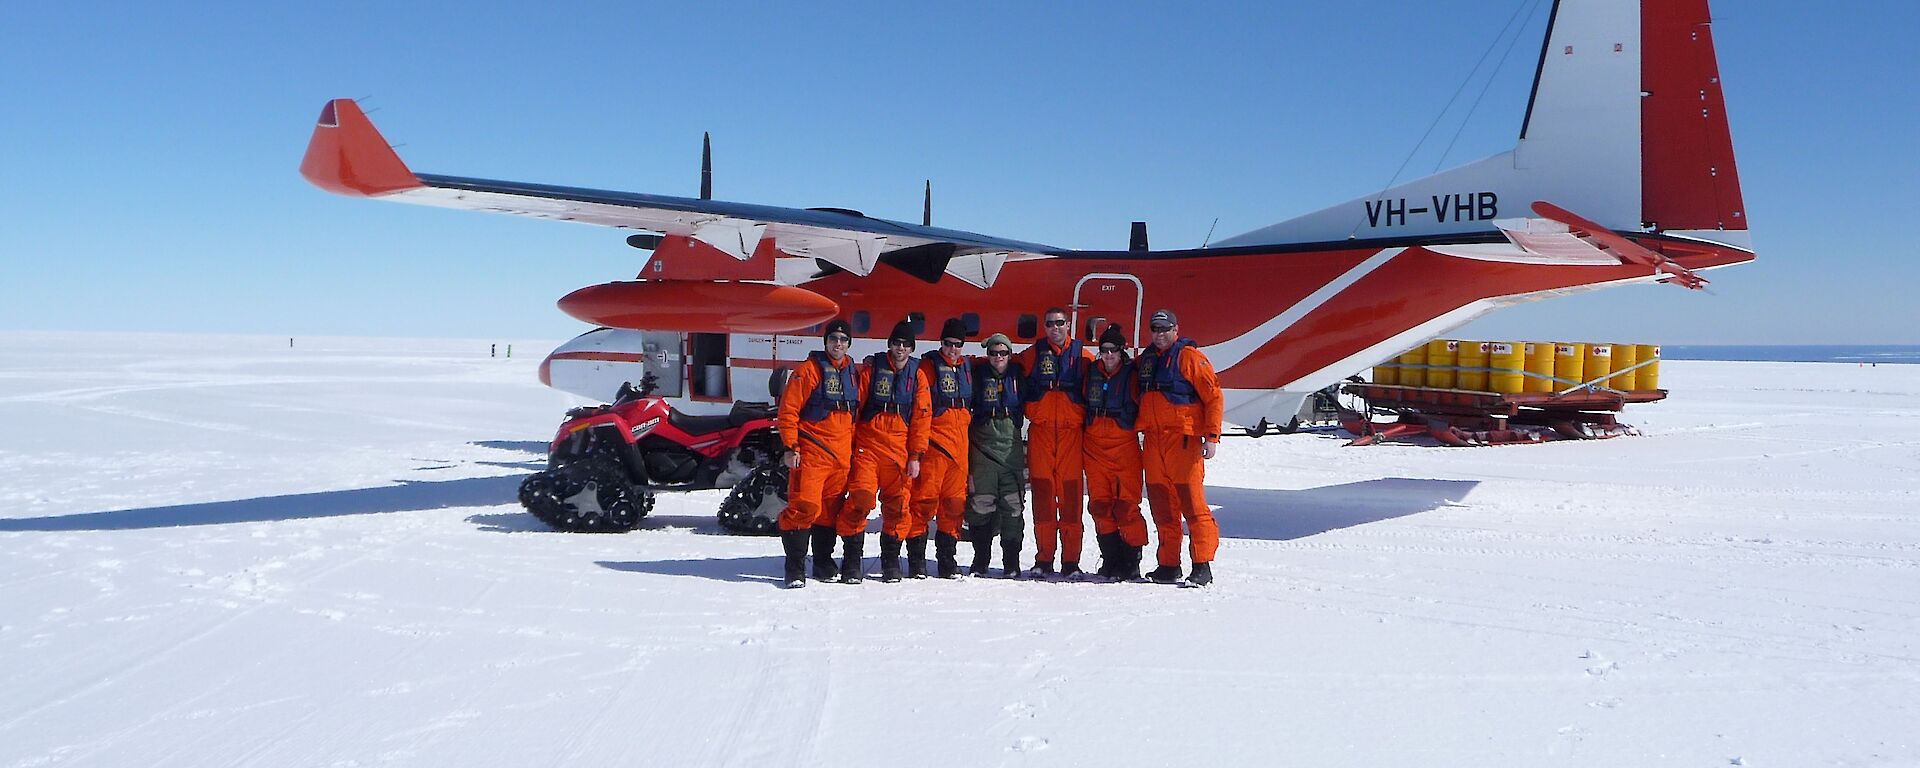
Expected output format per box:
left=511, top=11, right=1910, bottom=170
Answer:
left=557, top=280, right=840, bottom=333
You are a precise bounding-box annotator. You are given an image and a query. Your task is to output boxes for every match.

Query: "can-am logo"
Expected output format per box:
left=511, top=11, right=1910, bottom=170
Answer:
left=631, top=416, right=662, bottom=438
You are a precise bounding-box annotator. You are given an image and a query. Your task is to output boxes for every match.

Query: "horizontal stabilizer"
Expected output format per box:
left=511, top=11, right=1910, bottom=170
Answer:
left=1528, top=201, right=1707, bottom=289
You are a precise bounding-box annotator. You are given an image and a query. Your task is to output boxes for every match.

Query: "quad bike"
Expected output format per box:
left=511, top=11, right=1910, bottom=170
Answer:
left=517, top=372, right=791, bottom=534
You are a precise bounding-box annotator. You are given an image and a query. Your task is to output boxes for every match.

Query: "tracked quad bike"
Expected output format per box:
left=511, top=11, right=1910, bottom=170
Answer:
left=517, top=372, right=792, bottom=534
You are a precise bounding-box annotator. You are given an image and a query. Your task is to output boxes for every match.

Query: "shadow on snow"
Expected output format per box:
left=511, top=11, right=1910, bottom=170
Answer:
left=0, top=473, right=533, bottom=532
left=591, top=477, right=1478, bottom=587
left=0, top=440, right=571, bottom=533
left=595, top=557, right=785, bottom=585
left=1209, top=477, right=1478, bottom=541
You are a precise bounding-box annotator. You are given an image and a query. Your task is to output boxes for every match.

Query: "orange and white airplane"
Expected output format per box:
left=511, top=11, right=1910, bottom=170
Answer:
left=300, top=0, right=1750, bottom=431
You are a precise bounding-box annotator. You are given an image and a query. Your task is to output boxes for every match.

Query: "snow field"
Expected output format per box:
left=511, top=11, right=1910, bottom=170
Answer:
left=2, top=332, right=1916, bottom=767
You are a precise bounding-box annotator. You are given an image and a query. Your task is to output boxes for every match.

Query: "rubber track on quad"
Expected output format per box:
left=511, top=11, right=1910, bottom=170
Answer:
left=518, top=452, right=654, bottom=533
left=716, top=464, right=789, bottom=535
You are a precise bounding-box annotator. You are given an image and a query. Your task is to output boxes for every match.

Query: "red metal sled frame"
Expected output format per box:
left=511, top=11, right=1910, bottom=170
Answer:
left=1340, top=383, right=1667, bottom=446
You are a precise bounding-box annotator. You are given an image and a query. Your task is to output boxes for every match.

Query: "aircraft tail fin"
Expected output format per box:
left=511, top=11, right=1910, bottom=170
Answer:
left=299, top=99, right=422, bottom=197
left=1637, top=0, right=1745, bottom=234
left=1215, top=0, right=1747, bottom=250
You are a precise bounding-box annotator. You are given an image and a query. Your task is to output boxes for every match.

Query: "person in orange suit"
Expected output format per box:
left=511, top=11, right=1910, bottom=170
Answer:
left=907, top=317, right=973, bottom=579
left=776, top=319, right=860, bottom=588
left=1016, top=307, right=1096, bottom=579
left=1135, top=309, right=1224, bottom=586
left=1081, top=323, right=1148, bottom=581
left=846, top=320, right=931, bottom=584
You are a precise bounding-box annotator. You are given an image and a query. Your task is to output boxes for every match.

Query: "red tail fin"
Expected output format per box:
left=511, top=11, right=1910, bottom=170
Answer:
left=1641, top=1, right=1745, bottom=231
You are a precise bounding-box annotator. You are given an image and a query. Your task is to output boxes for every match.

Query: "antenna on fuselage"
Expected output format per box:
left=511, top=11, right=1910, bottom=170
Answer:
left=1130, top=221, right=1149, bottom=252
left=700, top=132, right=712, bottom=200
left=923, top=180, right=932, bottom=226
left=1201, top=217, right=1219, bottom=248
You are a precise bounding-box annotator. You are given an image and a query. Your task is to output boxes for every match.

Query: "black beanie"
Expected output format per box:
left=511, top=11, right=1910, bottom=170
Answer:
left=940, top=317, right=968, bottom=342
left=824, top=318, right=852, bottom=339
left=1098, top=324, right=1127, bottom=349
left=888, top=319, right=916, bottom=347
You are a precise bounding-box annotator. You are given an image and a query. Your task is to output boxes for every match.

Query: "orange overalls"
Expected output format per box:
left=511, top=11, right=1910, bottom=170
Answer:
left=910, top=350, right=971, bottom=540
left=1082, top=358, right=1148, bottom=550
left=777, top=351, right=860, bottom=533
left=1016, top=339, right=1094, bottom=567
left=845, top=352, right=931, bottom=538
left=1135, top=339, right=1224, bottom=568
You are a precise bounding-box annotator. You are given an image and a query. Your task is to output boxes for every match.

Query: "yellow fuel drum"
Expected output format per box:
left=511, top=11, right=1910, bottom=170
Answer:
left=1458, top=341, right=1490, bottom=391
left=1636, top=344, right=1661, bottom=390
left=1425, top=339, right=1458, bottom=389
left=1395, top=345, right=1427, bottom=388
left=1583, top=344, right=1613, bottom=390
left=1524, top=342, right=1555, bottom=393
left=1554, top=343, right=1586, bottom=390
left=1489, top=342, right=1525, bottom=394
left=1610, top=343, right=1640, bottom=391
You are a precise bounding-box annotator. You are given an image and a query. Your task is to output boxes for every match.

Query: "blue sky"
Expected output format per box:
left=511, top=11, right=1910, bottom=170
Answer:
left=3, top=1, right=1914, bottom=344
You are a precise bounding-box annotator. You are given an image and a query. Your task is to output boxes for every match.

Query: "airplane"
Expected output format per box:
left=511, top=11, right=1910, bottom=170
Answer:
left=299, top=0, right=1751, bottom=432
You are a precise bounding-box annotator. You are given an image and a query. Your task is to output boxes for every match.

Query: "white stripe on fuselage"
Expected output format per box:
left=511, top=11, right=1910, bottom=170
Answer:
left=1199, top=247, right=1404, bottom=371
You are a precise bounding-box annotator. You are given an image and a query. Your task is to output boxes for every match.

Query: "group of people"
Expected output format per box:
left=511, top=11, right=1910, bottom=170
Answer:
left=773, top=306, right=1224, bottom=589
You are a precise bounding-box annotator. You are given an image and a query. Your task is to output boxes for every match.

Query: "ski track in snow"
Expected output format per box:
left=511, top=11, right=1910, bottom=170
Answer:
left=2, top=333, right=1918, bottom=767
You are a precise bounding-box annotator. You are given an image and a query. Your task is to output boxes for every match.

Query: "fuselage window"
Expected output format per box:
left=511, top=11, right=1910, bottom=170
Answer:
left=961, top=313, right=981, bottom=337
left=851, top=310, right=871, bottom=334
left=1016, top=314, right=1038, bottom=340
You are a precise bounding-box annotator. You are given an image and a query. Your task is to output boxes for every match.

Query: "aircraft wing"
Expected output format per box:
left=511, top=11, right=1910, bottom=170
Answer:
left=299, top=99, right=1057, bottom=288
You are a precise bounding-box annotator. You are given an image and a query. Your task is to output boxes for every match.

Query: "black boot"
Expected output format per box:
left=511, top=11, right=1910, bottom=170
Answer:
left=905, top=535, right=929, bottom=579
left=810, top=525, right=840, bottom=583
left=1186, top=561, right=1214, bottom=587
left=781, top=529, right=808, bottom=588
left=878, top=535, right=903, bottom=583
left=1118, top=544, right=1144, bottom=582
left=1146, top=563, right=1183, bottom=584
left=934, top=533, right=961, bottom=579
left=1093, top=533, right=1121, bottom=579
left=839, top=535, right=865, bottom=584
left=1025, top=560, right=1055, bottom=579
left=1060, top=561, right=1084, bottom=580
left=967, top=529, right=994, bottom=577
left=1003, top=540, right=1024, bottom=579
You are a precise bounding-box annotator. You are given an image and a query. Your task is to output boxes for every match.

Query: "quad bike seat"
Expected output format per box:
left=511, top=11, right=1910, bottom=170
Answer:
left=667, top=401, right=776, bottom=435
left=728, top=400, right=774, bottom=426
left=667, top=410, right=737, bottom=436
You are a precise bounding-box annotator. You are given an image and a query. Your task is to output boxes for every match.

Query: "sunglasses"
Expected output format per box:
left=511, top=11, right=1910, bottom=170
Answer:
left=986, top=349, right=1011, bottom=357
left=1150, top=325, right=1174, bottom=333
left=1044, top=319, right=1069, bottom=328
left=826, top=334, right=852, bottom=343
left=941, top=339, right=965, bottom=348
left=888, top=340, right=914, bottom=348
left=1099, top=346, right=1122, bottom=354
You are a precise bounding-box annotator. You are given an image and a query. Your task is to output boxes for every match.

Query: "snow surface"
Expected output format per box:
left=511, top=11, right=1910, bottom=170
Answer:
left=2, top=331, right=1917, bottom=767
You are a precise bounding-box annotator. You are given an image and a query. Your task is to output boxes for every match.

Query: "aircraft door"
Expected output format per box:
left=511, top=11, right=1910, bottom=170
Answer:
left=640, top=331, right=684, bottom=397
left=1070, top=273, right=1143, bottom=350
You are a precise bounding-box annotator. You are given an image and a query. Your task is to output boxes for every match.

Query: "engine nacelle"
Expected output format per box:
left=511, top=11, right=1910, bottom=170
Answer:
left=557, top=280, right=839, bottom=334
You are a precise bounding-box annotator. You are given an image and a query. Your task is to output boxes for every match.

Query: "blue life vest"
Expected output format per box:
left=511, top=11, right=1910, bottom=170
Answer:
left=922, top=351, right=972, bottom=417
left=1138, top=339, right=1200, bottom=405
left=798, top=351, right=859, bottom=422
left=970, top=360, right=1024, bottom=426
left=1084, top=359, right=1138, bottom=430
left=1021, top=339, right=1087, bottom=405
left=860, top=352, right=919, bottom=421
